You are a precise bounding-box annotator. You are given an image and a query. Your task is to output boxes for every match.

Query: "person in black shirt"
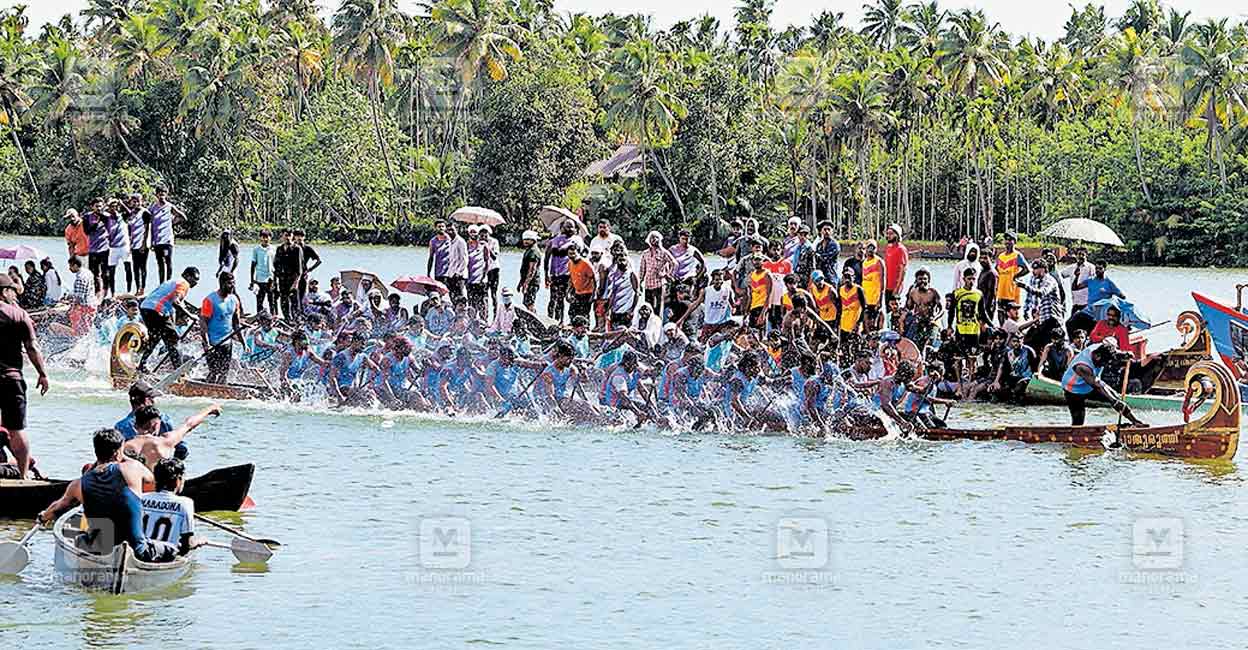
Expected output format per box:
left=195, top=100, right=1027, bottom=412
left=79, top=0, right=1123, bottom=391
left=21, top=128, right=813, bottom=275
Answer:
left=517, top=230, right=541, bottom=312
left=843, top=242, right=864, bottom=285
left=294, top=229, right=321, bottom=318
left=272, top=229, right=304, bottom=322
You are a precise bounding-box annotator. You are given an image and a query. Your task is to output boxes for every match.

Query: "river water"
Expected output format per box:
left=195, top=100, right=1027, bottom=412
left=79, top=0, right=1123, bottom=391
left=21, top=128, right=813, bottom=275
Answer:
left=2, top=236, right=1247, bottom=648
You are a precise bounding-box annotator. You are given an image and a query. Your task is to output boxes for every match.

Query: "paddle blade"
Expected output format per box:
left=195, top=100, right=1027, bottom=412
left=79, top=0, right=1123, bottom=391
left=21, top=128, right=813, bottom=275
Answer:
left=239, top=496, right=257, bottom=511
left=0, top=541, right=31, bottom=575
left=154, top=355, right=200, bottom=391
left=230, top=537, right=273, bottom=564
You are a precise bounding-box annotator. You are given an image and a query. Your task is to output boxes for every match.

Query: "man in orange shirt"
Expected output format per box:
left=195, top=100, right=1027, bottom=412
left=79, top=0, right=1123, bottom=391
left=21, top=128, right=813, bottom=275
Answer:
left=567, top=246, right=597, bottom=322
left=64, top=209, right=88, bottom=258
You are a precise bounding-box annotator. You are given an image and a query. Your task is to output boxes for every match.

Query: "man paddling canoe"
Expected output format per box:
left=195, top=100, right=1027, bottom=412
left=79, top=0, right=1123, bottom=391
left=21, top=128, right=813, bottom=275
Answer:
left=1061, top=339, right=1146, bottom=427
left=125, top=403, right=221, bottom=469
left=38, top=428, right=183, bottom=562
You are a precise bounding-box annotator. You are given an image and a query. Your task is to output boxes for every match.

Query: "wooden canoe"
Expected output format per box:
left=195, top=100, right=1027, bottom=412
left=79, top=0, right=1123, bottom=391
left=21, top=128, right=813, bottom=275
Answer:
left=876, top=362, right=1240, bottom=461
left=52, top=508, right=193, bottom=594
left=109, top=322, right=274, bottom=402
left=0, top=463, right=255, bottom=519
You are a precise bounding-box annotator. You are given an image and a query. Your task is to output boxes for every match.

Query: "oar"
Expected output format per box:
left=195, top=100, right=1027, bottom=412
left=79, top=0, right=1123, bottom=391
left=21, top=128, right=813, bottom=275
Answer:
left=154, top=325, right=244, bottom=391
left=202, top=538, right=273, bottom=564
left=0, top=524, right=42, bottom=575
left=194, top=513, right=281, bottom=548
left=1115, top=358, right=1133, bottom=432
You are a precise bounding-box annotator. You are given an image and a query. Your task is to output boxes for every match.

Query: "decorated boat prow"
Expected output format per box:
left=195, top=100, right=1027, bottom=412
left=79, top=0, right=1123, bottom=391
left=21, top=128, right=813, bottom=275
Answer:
left=110, top=322, right=271, bottom=402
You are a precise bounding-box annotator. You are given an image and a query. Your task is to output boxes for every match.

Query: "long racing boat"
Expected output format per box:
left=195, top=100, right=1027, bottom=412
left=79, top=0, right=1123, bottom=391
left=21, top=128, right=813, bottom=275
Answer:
left=109, top=323, right=273, bottom=402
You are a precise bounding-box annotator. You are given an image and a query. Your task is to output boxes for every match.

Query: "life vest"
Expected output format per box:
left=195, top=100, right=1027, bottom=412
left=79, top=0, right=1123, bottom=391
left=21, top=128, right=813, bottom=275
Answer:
left=749, top=270, right=769, bottom=310
left=839, top=284, right=862, bottom=332
left=809, top=282, right=837, bottom=322
left=996, top=251, right=1024, bottom=301
left=862, top=256, right=884, bottom=305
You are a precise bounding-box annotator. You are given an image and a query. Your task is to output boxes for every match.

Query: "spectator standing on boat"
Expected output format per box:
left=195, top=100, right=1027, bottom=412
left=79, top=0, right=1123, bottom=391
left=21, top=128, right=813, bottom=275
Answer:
left=295, top=230, right=322, bottom=313
left=1061, top=340, right=1145, bottom=427
left=976, top=244, right=998, bottom=324
left=0, top=273, right=50, bottom=480
left=64, top=208, right=88, bottom=260
left=83, top=199, right=110, bottom=293
left=482, top=225, right=501, bottom=318
left=216, top=230, right=239, bottom=279
left=444, top=223, right=469, bottom=306
left=1080, top=261, right=1126, bottom=305
left=567, top=246, right=597, bottom=323
left=517, top=230, right=542, bottom=312
left=41, top=258, right=62, bottom=306
left=428, top=220, right=453, bottom=289
left=883, top=223, right=909, bottom=305
left=272, top=230, right=303, bottom=322
left=589, top=220, right=626, bottom=272
left=250, top=229, right=274, bottom=314
left=904, top=268, right=942, bottom=350
left=103, top=198, right=131, bottom=298
left=814, top=221, right=841, bottom=280
left=843, top=242, right=865, bottom=286
left=951, top=243, right=980, bottom=297
left=125, top=193, right=151, bottom=294
left=465, top=226, right=492, bottom=317
left=1015, top=259, right=1064, bottom=346
left=860, top=241, right=885, bottom=333
left=66, top=256, right=99, bottom=335
left=149, top=186, right=186, bottom=285
left=638, top=231, right=676, bottom=320
left=200, top=272, right=243, bottom=385
left=669, top=229, right=706, bottom=288
left=993, top=232, right=1029, bottom=324
left=789, top=225, right=815, bottom=286
left=781, top=217, right=801, bottom=259
left=1062, top=247, right=1094, bottom=333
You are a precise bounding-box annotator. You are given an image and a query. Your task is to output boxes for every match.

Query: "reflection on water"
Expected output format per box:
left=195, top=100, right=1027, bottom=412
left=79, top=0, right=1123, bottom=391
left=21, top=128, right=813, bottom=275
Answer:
left=79, top=581, right=195, bottom=648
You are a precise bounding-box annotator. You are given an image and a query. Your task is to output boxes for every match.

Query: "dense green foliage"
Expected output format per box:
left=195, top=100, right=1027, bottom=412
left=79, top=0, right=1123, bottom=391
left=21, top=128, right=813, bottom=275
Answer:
left=1, top=0, right=1247, bottom=263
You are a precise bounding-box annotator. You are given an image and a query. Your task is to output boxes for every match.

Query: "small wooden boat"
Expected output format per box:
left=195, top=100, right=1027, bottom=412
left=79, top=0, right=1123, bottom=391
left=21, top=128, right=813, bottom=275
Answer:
left=875, top=362, right=1239, bottom=461
left=52, top=508, right=193, bottom=594
left=0, top=463, right=254, bottom=519
left=109, top=323, right=273, bottom=402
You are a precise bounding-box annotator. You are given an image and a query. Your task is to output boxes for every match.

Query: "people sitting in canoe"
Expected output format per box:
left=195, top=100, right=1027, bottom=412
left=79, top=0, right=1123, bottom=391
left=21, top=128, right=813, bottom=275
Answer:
left=124, top=404, right=221, bottom=469
left=37, top=428, right=185, bottom=562
left=115, top=380, right=188, bottom=460
left=139, top=458, right=206, bottom=556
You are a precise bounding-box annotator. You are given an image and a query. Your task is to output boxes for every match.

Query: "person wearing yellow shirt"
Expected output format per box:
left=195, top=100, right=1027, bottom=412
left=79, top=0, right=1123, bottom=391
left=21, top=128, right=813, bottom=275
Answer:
left=993, top=232, right=1029, bottom=323
left=860, top=241, right=884, bottom=333
left=838, top=268, right=866, bottom=359
left=746, top=253, right=770, bottom=331
left=951, top=268, right=986, bottom=355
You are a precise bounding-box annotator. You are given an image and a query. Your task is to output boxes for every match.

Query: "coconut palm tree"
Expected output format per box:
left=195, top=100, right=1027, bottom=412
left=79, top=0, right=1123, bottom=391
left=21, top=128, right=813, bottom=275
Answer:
left=0, top=9, right=39, bottom=197
left=861, top=0, right=904, bottom=50
left=31, top=34, right=88, bottom=132
left=1102, top=28, right=1165, bottom=202
left=604, top=37, right=689, bottom=221
left=1180, top=19, right=1248, bottom=190
left=827, top=69, right=895, bottom=235
left=274, top=21, right=326, bottom=120
left=899, top=1, right=945, bottom=57
left=79, top=70, right=149, bottom=169
left=937, top=9, right=1009, bottom=99
left=1021, top=40, right=1083, bottom=129
left=332, top=0, right=407, bottom=203
left=81, top=0, right=136, bottom=43
left=113, top=13, right=172, bottom=85
left=807, top=11, right=847, bottom=53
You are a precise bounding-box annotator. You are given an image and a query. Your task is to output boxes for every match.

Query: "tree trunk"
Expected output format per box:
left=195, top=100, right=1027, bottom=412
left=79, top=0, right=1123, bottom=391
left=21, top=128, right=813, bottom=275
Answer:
left=7, top=126, right=38, bottom=200
left=651, top=150, right=687, bottom=223
left=1131, top=121, right=1152, bottom=205
left=369, top=89, right=401, bottom=216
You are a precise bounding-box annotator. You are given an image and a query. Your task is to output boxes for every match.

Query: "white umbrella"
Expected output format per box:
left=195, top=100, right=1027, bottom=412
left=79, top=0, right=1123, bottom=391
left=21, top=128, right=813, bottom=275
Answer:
left=537, top=205, right=588, bottom=238
left=449, top=206, right=505, bottom=227
left=1038, top=218, right=1125, bottom=247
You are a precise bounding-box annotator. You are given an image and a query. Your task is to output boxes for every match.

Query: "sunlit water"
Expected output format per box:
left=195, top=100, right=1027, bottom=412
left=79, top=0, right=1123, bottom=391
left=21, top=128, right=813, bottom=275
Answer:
left=3, top=236, right=1248, bottom=648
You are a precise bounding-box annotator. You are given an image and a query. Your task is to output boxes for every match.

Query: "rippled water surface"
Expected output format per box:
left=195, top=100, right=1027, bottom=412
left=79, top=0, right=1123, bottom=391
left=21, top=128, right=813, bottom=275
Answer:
left=3, top=237, right=1248, bottom=648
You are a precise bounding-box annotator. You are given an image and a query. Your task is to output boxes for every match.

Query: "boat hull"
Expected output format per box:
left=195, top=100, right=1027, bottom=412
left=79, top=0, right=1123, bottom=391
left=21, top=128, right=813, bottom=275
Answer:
left=53, top=510, right=192, bottom=594
left=1023, top=375, right=1218, bottom=413
left=0, top=463, right=254, bottom=519
left=108, top=322, right=272, bottom=402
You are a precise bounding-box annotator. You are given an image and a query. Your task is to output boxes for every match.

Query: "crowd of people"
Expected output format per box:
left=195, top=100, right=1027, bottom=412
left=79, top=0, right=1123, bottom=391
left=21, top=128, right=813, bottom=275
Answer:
left=2, top=204, right=1154, bottom=489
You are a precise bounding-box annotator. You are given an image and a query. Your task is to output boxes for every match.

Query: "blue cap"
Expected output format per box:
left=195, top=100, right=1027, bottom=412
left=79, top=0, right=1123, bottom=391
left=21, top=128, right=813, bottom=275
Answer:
left=811, top=270, right=825, bottom=283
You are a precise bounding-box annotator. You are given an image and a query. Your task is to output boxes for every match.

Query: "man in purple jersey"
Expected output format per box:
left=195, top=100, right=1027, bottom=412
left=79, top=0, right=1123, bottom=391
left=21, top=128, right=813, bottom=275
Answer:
left=83, top=197, right=110, bottom=293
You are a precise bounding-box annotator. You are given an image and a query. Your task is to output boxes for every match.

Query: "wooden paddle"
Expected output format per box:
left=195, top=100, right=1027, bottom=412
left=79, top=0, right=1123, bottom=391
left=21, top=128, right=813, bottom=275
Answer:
left=1116, top=358, right=1133, bottom=431
left=0, top=524, right=41, bottom=575
left=194, top=513, right=281, bottom=548
left=201, top=538, right=273, bottom=564
left=154, top=325, right=244, bottom=391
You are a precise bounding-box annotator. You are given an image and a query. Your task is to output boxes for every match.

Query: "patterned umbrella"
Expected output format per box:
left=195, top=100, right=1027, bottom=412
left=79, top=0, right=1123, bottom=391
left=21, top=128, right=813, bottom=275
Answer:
left=0, top=244, right=49, bottom=261
left=1038, top=218, right=1125, bottom=247
left=449, top=206, right=505, bottom=227
left=537, top=206, right=588, bottom=238
left=391, top=275, right=449, bottom=297
left=340, top=269, right=389, bottom=299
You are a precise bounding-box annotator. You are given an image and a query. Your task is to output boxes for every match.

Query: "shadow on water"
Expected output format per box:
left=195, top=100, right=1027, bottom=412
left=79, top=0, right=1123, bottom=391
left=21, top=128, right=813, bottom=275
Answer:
left=78, top=580, right=194, bottom=648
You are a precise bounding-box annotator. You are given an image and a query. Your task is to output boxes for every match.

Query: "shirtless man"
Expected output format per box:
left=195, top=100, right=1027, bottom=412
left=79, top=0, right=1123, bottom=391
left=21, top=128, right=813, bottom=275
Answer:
left=124, top=403, right=221, bottom=469
left=903, top=267, right=943, bottom=350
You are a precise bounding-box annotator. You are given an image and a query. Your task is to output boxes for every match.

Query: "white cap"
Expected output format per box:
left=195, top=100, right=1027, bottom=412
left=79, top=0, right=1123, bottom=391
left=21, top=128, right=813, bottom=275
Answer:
left=522, top=230, right=539, bottom=241
left=886, top=223, right=902, bottom=236
left=787, top=216, right=801, bottom=227
left=467, top=225, right=479, bottom=234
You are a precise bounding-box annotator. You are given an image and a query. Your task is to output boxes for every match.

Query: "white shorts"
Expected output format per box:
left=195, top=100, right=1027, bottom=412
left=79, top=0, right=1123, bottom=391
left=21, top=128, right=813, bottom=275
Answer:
left=109, top=247, right=131, bottom=266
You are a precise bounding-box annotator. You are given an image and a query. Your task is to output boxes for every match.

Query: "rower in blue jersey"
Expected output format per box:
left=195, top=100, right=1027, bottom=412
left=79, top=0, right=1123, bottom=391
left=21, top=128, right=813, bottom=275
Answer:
left=535, top=341, right=596, bottom=420
left=598, top=351, right=652, bottom=424
left=786, top=355, right=820, bottom=433
left=874, top=360, right=916, bottom=432
left=656, top=349, right=717, bottom=430
left=486, top=347, right=543, bottom=415
left=720, top=353, right=761, bottom=429
left=241, top=311, right=282, bottom=365
left=419, top=345, right=455, bottom=410
left=329, top=332, right=379, bottom=406
left=38, top=428, right=185, bottom=562
left=279, top=331, right=328, bottom=400
left=377, top=336, right=420, bottom=409
left=439, top=347, right=486, bottom=412
left=898, top=362, right=957, bottom=429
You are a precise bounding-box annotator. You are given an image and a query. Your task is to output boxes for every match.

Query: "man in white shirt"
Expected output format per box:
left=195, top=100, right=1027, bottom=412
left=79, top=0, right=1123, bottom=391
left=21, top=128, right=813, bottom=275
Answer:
left=588, top=220, right=625, bottom=270
left=481, top=225, right=502, bottom=318
left=488, top=287, right=517, bottom=334
left=1061, top=246, right=1095, bottom=313
left=699, top=268, right=735, bottom=339
left=250, top=229, right=275, bottom=313
left=140, top=457, right=203, bottom=554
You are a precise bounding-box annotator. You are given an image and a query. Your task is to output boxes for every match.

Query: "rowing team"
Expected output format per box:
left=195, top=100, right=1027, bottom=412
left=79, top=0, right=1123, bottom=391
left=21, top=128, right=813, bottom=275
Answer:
left=263, top=315, right=957, bottom=436
left=28, top=382, right=224, bottom=565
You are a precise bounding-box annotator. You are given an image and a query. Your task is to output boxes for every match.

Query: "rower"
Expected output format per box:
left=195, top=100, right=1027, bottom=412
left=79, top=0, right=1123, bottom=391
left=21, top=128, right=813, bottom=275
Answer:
left=124, top=403, right=221, bottom=469
left=875, top=360, right=916, bottom=432
left=200, top=271, right=243, bottom=385
left=38, top=428, right=180, bottom=562
left=138, top=266, right=200, bottom=373
left=598, top=350, right=651, bottom=422
left=1061, top=339, right=1147, bottom=427
left=140, top=458, right=205, bottom=555
left=115, top=380, right=188, bottom=460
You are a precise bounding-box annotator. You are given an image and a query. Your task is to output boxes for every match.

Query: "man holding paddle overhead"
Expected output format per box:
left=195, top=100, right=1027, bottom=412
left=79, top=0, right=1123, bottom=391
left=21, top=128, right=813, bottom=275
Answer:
left=138, top=266, right=200, bottom=374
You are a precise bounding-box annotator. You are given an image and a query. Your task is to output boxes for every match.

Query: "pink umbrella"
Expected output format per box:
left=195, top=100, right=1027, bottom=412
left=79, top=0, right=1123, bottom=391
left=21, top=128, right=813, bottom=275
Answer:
left=0, top=244, right=49, bottom=261
left=391, top=275, right=449, bottom=297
